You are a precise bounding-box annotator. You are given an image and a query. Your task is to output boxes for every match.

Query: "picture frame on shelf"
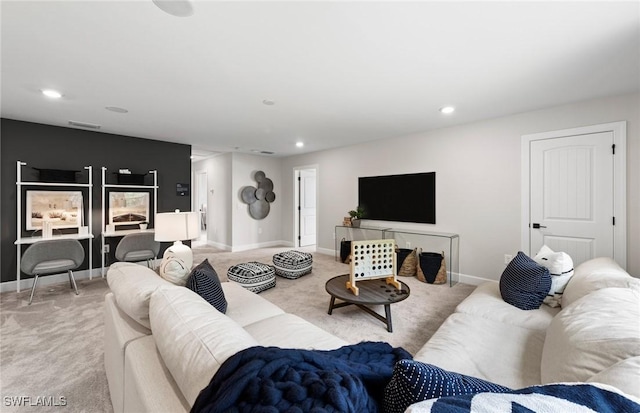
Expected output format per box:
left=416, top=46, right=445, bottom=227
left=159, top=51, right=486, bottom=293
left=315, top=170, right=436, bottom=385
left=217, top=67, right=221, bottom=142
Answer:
left=109, top=192, right=150, bottom=225
left=26, top=190, right=84, bottom=230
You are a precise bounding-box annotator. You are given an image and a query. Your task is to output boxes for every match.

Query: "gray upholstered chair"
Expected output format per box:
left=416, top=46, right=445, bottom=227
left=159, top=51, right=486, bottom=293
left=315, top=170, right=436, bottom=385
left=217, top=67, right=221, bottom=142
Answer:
left=115, top=232, right=160, bottom=268
left=20, top=239, right=85, bottom=305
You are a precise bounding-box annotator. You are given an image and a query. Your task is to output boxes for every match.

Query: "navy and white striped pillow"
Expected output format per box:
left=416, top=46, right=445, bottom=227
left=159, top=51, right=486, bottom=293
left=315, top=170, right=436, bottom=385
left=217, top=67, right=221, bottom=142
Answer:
left=384, top=360, right=510, bottom=413
left=500, top=251, right=551, bottom=310
left=186, top=259, right=227, bottom=313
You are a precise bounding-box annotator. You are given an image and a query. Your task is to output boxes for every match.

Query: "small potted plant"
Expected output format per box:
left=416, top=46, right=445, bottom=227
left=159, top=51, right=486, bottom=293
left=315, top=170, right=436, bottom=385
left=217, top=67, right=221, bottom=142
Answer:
left=348, top=206, right=365, bottom=228
left=139, top=221, right=149, bottom=230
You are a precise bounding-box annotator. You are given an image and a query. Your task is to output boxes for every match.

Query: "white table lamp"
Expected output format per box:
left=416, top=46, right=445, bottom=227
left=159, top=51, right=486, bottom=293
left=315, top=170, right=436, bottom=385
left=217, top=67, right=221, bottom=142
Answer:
left=155, top=210, right=199, bottom=269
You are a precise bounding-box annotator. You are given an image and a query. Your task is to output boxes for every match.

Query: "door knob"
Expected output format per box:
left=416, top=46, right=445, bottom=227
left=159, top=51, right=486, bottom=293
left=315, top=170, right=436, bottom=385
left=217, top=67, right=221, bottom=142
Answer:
left=532, top=223, right=547, bottom=229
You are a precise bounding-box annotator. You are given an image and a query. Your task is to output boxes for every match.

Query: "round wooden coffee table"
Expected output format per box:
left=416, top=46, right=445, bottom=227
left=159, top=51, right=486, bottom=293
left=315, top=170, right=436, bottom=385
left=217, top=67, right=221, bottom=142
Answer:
left=325, top=274, right=410, bottom=332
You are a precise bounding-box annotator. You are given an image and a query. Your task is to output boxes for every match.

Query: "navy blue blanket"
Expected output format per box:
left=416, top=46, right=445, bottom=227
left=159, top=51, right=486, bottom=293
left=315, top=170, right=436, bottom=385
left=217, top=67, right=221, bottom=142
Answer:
left=191, top=341, right=412, bottom=413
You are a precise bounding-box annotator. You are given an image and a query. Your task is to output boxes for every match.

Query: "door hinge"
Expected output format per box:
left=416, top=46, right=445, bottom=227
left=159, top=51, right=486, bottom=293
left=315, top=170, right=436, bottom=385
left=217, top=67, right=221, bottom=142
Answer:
left=298, top=205, right=301, bottom=211
left=298, top=176, right=301, bottom=181
left=613, top=216, right=616, bottom=226
left=612, top=144, right=616, bottom=155
left=298, top=235, right=301, bottom=240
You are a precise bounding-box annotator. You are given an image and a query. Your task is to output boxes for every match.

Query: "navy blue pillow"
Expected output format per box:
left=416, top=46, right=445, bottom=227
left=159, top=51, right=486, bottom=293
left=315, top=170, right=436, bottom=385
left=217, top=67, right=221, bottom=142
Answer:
left=384, top=360, right=510, bottom=413
left=186, top=259, right=227, bottom=313
left=499, top=251, right=551, bottom=310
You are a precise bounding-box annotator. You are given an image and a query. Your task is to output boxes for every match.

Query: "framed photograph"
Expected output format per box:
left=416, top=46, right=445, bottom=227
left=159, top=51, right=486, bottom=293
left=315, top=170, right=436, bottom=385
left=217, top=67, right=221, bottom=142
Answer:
left=109, top=192, right=150, bottom=225
left=26, top=190, right=84, bottom=230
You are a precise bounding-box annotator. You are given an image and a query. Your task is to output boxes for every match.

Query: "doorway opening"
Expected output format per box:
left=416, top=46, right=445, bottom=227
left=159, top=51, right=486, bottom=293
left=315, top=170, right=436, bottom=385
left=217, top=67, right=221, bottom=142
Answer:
left=294, top=166, right=317, bottom=248
left=194, top=170, right=208, bottom=246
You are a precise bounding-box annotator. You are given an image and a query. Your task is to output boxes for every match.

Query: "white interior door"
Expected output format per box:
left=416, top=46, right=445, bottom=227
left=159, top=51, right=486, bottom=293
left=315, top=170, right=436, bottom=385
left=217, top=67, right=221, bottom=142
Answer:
left=529, top=132, right=614, bottom=266
left=298, top=169, right=316, bottom=247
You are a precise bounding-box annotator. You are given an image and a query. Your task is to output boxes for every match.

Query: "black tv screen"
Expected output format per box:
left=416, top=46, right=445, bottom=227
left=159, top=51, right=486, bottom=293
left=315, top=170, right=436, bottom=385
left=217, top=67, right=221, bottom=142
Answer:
left=358, top=172, right=435, bottom=224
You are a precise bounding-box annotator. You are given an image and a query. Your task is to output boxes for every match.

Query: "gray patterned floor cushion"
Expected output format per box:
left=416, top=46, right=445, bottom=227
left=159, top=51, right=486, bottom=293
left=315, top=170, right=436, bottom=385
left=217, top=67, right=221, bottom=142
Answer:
left=272, top=250, right=313, bottom=279
left=227, top=262, right=276, bottom=293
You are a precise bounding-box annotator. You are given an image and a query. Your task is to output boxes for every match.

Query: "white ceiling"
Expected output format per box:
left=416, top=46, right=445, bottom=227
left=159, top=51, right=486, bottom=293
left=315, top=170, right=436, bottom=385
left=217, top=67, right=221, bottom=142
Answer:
left=2, top=1, right=639, bottom=158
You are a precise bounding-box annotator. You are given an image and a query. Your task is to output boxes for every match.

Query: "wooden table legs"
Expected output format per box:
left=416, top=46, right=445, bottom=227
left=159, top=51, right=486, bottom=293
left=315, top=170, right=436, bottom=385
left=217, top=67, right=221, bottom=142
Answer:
left=327, top=298, right=394, bottom=332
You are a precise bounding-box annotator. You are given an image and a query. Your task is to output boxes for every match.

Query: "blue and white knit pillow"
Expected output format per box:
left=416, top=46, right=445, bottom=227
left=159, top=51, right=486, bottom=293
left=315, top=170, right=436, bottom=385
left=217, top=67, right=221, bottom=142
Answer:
left=186, top=259, right=227, bottom=313
left=500, top=251, right=551, bottom=310
left=384, top=360, right=510, bottom=413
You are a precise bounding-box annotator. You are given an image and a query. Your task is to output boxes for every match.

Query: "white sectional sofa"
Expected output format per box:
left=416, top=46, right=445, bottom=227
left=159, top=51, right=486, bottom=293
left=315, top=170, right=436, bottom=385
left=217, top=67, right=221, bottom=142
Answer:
left=413, top=257, right=640, bottom=399
left=104, top=257, right=639, bottom=412
left=104, top=262, right=347, bottom=413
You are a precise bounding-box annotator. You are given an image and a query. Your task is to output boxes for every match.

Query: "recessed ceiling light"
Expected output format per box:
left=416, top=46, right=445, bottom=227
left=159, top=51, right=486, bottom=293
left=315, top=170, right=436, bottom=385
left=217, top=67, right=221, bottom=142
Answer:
left=296, top=142, right=304, bottom=148
left=152, top=0, right=194, bottom=17
left=105, top=106, right=128, bottom=114
left=439, top=106, right=455, bottom=114
left=42, top=89, right=62, bottom=99
left=262, top=99, right=275, bottom=106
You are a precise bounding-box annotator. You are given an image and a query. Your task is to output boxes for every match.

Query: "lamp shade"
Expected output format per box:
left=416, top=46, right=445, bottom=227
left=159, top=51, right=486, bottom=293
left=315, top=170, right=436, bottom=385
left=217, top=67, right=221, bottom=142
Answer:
left=154, top=211, right=199, bottom=242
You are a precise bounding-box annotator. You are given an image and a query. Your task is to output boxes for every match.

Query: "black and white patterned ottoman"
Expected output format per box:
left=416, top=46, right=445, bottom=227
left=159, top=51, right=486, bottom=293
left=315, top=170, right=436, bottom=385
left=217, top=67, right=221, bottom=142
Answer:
left=272, top=250, right=313, bottom=279
left=227, top=262, right=276, bottom=293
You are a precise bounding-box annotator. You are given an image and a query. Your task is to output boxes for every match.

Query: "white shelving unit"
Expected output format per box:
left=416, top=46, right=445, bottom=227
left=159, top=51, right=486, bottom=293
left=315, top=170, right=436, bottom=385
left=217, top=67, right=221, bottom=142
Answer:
left=15, top=161, right=94, bottom=292
left=100, top=167, right=158, bottom=276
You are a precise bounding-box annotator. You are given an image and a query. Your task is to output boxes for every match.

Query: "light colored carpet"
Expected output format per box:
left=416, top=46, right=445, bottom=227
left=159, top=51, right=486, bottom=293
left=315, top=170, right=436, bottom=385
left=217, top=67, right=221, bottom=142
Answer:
left=0, top=246, right=475, bottom=412
left=0, top=277, right=112, bottom=413
left=194, top=246, right=475, bottom=355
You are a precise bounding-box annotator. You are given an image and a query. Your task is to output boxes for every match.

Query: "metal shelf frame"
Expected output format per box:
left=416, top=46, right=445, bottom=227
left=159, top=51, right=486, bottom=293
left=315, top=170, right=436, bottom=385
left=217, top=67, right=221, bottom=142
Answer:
left=15, top=161, right=94, bottom=292
left=100, top=167, right=158, bottom=276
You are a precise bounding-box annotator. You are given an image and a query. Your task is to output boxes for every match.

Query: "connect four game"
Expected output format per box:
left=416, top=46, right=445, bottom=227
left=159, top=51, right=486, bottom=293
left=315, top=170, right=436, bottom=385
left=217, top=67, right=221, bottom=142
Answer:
left=347, top=239, right=400, bottom=295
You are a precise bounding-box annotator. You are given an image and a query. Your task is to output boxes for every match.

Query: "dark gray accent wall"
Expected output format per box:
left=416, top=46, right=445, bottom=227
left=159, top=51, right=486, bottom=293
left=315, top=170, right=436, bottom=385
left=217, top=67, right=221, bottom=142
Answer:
left=1, top=118, right=192, bottom=283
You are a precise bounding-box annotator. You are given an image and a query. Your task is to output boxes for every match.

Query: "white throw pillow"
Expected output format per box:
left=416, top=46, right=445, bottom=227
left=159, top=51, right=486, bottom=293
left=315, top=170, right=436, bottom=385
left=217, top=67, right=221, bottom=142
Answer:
left=534, top=245, right=574, bottom=307
left=159, top=255, right=190, bottom=286
left=106, top=262, right=175, bottom=329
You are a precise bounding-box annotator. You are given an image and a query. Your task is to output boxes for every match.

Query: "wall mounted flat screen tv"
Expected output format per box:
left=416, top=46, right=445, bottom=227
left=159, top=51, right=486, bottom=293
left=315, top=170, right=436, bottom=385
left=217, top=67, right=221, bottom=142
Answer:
left=358, top=172, right=435, bottom=224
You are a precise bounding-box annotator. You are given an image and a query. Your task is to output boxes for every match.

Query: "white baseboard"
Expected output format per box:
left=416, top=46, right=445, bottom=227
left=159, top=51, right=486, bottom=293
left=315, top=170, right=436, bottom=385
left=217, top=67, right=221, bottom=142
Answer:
left=0, top=268, right=104, bottom=294
left=198, top=240, right=231, bottom=251
left=456, top=273, right=495, bottom=286
left=195, top=240, right=296, bottom=252
left=315, top=247, right=335, bottom=257
left=231, top=240, right=293, bottom=253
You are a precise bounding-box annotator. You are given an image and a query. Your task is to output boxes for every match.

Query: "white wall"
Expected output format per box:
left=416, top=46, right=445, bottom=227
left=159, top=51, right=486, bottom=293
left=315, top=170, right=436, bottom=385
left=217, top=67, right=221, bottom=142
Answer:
left=193, top=152, right=285, bottom=250
left=280, top=93, right=640, bottom=281
left=231, top=153, right=284, bottom=251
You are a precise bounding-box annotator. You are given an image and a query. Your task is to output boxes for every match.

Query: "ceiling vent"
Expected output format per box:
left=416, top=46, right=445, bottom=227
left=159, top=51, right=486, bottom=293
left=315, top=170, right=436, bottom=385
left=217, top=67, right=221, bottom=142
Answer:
left=260, top=151, right=275, bottom=155
left=68, top=120, right=101, bottom=130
